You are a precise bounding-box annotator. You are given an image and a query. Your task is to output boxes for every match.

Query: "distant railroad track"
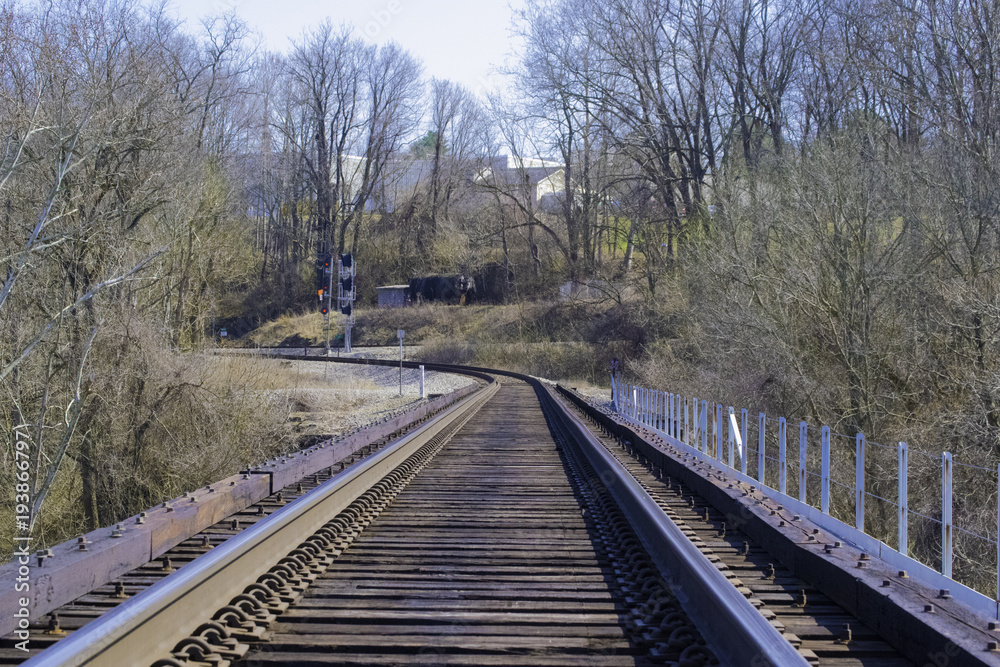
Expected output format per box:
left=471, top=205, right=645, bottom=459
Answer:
left=3, top=356, right=989, bottom=665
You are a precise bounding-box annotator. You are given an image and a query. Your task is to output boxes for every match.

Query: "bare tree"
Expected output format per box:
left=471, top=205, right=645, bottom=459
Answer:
left=342, top=41, right=422, bottom=256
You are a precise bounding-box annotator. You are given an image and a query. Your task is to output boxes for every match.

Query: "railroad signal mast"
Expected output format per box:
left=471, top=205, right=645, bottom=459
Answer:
left=338, top=253, right=356, bottom=353
left=318, top=252, right=334, bottom=351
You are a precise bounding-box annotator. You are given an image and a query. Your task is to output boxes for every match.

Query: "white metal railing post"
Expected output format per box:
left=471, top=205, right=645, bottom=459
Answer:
left=667, top=392, right=671, bottom=432
left=758, top=413, right=766, bottom=485
left=675, top=394, right=681, bottom=439
left=672, top=394, right=677, bottom=439
left=701, top=400, right=708, bottom=453
left=610, top=375, right=617, bottom=411
left=717, top=405, right=725, bottom=462
left=666, top=392, right=672, bottom=435
left=663, top=394, right=673, bottom=435
left=728, top=407, right=736, bottom=469
left=899, top=442, right=908, bottom=556
left=657, top=391, right=662, bottom=429
left=674, top=393, right=679, bottom=437
left=692, top=395, right=698, bottom=444
left=778, top=418, right=787, bottom=494
left=654, top=390, right=658, bottom=429
left=651, top=389, right=656, bottom=428
left=656, top=390, right=661, bottom=431
left=659, top=390, right=665, bottom=430
left=669, top=392, right=674, bottom=437
left=670, top=393, right=675, bottom=435
left=730, top=409, right=745, bottom=472
left=684, top=399, right=690, bottom=445
left=856, top=433, right=866, bottom=532
left=821, top=426, right=830, bottom=514
left=799, top=422, right=808, bottom=504
left=666, top=392, right=671, bottom=434
left=740, top=409, right=748, bottom=475
left=664, top=393, right=669, bottom=435
left=712, top=404, right=718, bottom=458
left=943, top=452, right=953, bottom=579
left=632, top=387, right=638, bottom=420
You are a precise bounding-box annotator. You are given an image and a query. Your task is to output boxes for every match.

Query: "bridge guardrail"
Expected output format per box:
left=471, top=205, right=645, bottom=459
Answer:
left=612, top=378, right=1000, bottom=619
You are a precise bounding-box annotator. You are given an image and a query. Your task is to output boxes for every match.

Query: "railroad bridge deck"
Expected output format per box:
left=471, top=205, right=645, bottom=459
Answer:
left=245, top=383, right=642, bottom=665
left=1, top=360, right=993, bottom=666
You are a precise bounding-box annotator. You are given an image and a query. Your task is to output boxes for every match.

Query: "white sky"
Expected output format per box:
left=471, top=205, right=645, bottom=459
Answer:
left=168, top=0, right=525, bottom=96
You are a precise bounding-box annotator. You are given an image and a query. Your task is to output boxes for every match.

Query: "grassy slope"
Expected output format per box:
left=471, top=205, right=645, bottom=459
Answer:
left=242, top=300, right=655, bottom=389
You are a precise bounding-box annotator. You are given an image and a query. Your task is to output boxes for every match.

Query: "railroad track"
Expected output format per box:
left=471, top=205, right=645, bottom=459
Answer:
left=4, top=358, right=989, bottom=665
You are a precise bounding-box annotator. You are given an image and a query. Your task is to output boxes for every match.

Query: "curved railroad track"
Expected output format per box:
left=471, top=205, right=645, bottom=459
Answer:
left=5, top=356, right=988, bottom=665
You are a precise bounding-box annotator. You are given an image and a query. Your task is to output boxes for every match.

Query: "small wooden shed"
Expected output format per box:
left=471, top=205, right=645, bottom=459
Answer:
left=377, top=284, right=409, bottom=308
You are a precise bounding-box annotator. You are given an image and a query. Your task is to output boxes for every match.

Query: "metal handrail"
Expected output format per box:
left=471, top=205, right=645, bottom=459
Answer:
left=612, top=380, right=1000, bottom=619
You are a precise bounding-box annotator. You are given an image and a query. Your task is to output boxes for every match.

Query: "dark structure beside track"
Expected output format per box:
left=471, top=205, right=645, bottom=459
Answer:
left=408, top=274, right=476, bottom=305
left=376, top=285, right=409, bottom=308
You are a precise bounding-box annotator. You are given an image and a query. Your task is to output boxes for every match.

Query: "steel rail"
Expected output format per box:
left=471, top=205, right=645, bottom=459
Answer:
left=538, top=383, right=811, bottom=667
left=23, top=377, right=499, bottom=667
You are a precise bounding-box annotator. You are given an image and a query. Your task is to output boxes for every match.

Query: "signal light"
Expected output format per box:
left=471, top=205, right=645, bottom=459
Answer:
left=341, top=253, right=352, bottom=269
left=341, top=304, right=352, bottom=316
left=341, top=276, right=352, bottom=292
left=321, top=305, right=329, bottom=315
